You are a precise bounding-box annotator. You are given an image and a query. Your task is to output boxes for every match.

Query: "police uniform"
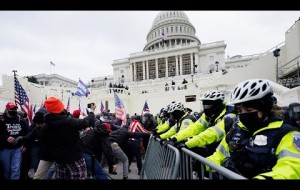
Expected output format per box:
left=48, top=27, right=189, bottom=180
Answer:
left=207, top=116, right=300, bottom=179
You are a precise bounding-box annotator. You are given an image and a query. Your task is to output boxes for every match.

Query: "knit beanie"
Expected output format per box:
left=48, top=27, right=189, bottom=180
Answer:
left=45, top=97, right=64, bottom=114
left=33, top=112, right=45, bottom=124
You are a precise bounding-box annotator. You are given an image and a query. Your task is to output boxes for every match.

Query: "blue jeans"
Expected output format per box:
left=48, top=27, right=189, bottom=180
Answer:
left=83, top=153, right=108, bottom=180
left=0, top=147, right=22, bottom=179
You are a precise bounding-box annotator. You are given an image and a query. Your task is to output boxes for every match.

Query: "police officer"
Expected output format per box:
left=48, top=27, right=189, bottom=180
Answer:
left=153, top=104, right=174, bottom=136
left=207, top=79, right=300, bottom=179
left=159, top=102, right=196, bottom=143
left=172, top=91, right=236, bottom=157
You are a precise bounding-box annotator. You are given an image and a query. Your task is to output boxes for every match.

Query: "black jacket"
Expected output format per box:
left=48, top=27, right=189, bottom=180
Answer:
left=20, top=124, right=54, bottom=162
left=0, top=113, right=28, bottom=150
left=43, top=111, right=95, bottom=164
left=80, top=120, right=116, bottom=168
left=109, top=126, right=150, bottom=149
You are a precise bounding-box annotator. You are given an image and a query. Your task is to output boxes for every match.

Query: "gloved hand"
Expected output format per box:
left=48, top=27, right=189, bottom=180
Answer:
left=170, top=137, right=177, bottom=142
left=151, top=129, right=158, bottom=136
left=159, top=138, right=166, bottom=145
left=163, top=139, right=175, bottom=147
left=153, top=134, right=160, bottom=142
left=176, top=142, right=187, bottom=150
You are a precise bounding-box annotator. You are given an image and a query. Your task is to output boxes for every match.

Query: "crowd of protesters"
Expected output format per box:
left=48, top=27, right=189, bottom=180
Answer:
left=0, top=97, right=155, bottom=180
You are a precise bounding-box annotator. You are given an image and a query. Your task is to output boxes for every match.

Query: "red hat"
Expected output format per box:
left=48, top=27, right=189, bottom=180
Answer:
left=73, top=110, right=80, bottom=118
left=6, top=102, right=18, bottom=110
left=45, top=97, right=64, bottom=114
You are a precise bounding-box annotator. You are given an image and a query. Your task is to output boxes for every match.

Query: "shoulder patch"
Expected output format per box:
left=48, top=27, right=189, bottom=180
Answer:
left=184, top=121, right=190, bottom=126
left=293, top=134, right=300, bottom=151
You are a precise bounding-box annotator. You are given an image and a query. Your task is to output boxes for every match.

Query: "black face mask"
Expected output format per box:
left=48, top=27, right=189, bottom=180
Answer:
left=8, top=110, right=17, bottom=117
left=239, top=111, right=264, bottom=134
left=171, top=110, right=183, bottom=120
left=204, top=108, right=214, bottom=118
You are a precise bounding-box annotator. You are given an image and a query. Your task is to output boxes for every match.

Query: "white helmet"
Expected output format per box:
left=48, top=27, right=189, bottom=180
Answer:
left=229, top=79, right=273, bottom=105
left=168, top=102, right=184, bottom=113
left=199, top=91, right=225, bottom=101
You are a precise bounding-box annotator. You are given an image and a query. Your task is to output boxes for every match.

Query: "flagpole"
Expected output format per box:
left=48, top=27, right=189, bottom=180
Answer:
left=12, top=70, right=17, bottom=105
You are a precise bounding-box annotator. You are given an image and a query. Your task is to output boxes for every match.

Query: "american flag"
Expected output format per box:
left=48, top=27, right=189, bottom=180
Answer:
left=161, top=32, right=168, bottom=41
left=14, top=76, right=32, bottom=124
left=75, top=79, right=90, bottom=97
left=100, top=101, right=106, bottom=113
left=114, top=92, right=127, bottom=127
left=141, top=100, right=150, bottom=115
left=66, top=97, right=70, bottom=112
left=129, top=119, right=151, bottom=141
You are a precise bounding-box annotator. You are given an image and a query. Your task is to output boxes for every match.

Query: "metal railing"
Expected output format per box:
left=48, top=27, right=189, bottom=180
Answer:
left=141, top=135, right=247, bottom=180
left=140, top=136, right=180, bottom=179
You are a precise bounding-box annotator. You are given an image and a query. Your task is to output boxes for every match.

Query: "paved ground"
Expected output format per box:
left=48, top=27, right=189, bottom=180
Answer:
left=104, top=160, right=142, bottom=180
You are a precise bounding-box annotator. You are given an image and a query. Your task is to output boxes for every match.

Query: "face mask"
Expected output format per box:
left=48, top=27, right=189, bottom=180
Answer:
left=204, top=108, right=214, bottom=117
left=171, top=110, right=183, bottom=120
left=8, top=110, right=17, bottom=117
left=239, top=111, right=264, bottom=134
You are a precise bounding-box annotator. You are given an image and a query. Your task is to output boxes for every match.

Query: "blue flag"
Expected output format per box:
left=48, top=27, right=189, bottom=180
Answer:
left=75, top=79, right=90, bottom=97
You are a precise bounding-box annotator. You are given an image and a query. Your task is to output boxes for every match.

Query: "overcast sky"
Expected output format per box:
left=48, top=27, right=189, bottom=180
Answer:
left=0, top=11, right=299, bottom=85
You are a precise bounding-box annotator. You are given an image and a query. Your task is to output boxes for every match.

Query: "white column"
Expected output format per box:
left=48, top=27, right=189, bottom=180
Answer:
left=143, top=61, right=145, bottom=80
left=190, top=53, right=194, bottom=74
left=175, top=55, right=179, bottom=76
left=155, top=58, right=158, bottom=78
left=134, top=62, right=137, bottom=81
left=180, top=54, right=183, bottom=76
left=146, top=60, right=149, bottom=80
left=165, top=57, right=168, bottom=78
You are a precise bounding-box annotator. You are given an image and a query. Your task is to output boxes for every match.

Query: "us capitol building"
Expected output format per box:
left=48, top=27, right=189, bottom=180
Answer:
left=1, top=11, right=300, bottom=115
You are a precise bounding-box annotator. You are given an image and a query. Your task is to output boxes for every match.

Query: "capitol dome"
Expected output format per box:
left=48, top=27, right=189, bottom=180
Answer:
left=143, top=11, right=200, bottom=51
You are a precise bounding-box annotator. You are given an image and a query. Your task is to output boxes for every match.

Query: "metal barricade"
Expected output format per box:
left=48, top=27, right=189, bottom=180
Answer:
left=178, top=148, right=247, bottom=180
left=141, top=135, right=246, bottom=180
left=140, top=135, right=180, bottom=179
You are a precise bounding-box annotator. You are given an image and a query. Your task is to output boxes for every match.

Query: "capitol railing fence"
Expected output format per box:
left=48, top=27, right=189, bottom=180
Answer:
left=141, top=135, right=247, bottom=180
left=140, top=135, right=180, bottom=179
left=178, top=147, right=247, bottom=180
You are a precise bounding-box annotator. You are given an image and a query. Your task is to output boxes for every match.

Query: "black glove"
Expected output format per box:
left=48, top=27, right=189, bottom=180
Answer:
left=170, top=137, right=177, bottom=142
left=176, top=142, right=187, bottom=150
left=159, top=139, right=166, bottom=145
left=152, top=129, right=158, bottom=136
left=163, top=139, right=175, bottom=147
